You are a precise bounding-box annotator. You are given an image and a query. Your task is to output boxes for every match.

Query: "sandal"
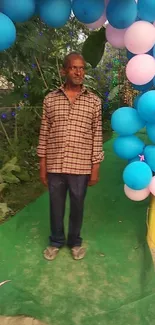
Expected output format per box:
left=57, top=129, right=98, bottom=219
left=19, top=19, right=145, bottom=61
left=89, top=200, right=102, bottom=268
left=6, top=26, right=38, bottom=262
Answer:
left=71, top=247, right=86, bottom=260
left=43, top=246, right=59, bottom=261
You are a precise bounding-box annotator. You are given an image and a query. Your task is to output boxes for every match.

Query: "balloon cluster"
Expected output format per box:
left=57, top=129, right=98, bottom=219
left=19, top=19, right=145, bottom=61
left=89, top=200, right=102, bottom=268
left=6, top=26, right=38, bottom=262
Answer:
left=0, top=0, right=107, bottom=52
left=111, top=91, right=155, bottom=201
left=103, top=0, right=155, bottom=201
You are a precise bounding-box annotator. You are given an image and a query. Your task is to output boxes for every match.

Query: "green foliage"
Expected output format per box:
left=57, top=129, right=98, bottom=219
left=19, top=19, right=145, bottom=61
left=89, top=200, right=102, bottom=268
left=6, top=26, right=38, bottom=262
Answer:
left=82, top=28, right=106, bottom=68
left=0, top=203, right=11, bottom=220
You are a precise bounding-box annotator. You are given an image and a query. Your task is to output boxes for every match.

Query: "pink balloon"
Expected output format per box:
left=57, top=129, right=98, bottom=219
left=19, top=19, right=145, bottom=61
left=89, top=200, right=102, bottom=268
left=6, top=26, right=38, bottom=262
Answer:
left=106, top=24, right=126, bottom=49
left=86, top=14, right=107, bottom=30
left=126, top=54, right=155, bottom=85
left=124, top=184, right=150, bottom=201
left=149, top=176, right=155, bottom=195
left=124, top=21, right=155, bottom=54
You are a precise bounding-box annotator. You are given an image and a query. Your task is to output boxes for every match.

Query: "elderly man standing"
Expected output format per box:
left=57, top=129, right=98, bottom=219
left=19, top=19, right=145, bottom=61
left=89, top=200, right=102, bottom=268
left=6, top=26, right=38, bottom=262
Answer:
left=37, top=52, right=104, bottom=261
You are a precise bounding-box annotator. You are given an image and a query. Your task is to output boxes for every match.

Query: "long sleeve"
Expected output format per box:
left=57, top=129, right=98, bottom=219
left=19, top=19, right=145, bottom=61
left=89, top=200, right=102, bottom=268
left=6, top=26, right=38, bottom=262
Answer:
left=92, top=99, right=104, bottom=164
left=37, top=98, right=50, bottom=158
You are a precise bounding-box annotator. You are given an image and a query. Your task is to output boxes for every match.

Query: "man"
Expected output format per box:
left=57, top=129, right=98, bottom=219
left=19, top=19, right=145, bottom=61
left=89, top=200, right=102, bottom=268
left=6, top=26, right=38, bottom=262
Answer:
left=37, top=52, right=104, bottom=261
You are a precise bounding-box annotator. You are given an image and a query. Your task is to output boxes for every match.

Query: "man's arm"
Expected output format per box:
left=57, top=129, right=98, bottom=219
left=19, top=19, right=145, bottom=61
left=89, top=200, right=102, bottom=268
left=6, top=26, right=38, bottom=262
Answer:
left=37, top=97, right=50, bottom=186
left=89, top=98, right=104, bottom=186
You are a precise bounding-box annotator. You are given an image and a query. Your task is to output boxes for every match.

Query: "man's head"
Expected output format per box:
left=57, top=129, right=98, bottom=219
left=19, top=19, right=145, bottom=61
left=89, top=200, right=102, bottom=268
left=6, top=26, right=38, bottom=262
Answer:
left=61, top=52, right=86, bottom=86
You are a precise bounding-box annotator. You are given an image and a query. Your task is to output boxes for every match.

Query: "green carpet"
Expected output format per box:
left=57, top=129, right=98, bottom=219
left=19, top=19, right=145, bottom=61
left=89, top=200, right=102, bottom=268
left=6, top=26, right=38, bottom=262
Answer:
left=0, top=137, right=155, bottom=325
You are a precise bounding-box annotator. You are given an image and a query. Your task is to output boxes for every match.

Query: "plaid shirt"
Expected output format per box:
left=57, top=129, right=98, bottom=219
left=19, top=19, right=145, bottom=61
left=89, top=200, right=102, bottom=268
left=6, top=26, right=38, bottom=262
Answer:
left=37, top=85, right=104, bottom=175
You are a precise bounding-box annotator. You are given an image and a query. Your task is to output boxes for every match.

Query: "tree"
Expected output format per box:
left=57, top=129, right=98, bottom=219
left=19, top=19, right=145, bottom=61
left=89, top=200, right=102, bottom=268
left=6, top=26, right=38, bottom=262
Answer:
left=0, top=16, right=89, bottom=107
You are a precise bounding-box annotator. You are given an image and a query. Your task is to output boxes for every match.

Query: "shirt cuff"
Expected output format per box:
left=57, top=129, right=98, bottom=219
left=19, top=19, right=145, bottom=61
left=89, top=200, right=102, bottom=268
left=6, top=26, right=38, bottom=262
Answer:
left=92, top=151, right=104, bottom=164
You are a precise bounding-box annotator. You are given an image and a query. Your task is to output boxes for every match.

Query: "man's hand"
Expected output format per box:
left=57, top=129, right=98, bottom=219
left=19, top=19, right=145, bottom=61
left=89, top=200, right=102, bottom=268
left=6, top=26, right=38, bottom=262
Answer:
left=40, top=158, right=47, bottom=186
left=88, top=163, right=100, bottom=187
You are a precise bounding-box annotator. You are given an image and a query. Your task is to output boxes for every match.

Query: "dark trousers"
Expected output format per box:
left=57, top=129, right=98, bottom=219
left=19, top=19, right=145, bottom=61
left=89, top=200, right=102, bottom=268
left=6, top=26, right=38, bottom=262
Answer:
left=47, top=173, right=89, bottom=248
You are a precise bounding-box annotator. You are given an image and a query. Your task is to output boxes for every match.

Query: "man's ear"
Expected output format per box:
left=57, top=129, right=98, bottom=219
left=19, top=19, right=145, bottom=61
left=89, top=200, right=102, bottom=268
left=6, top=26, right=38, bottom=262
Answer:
left=60, top=68, right=66, bottom=77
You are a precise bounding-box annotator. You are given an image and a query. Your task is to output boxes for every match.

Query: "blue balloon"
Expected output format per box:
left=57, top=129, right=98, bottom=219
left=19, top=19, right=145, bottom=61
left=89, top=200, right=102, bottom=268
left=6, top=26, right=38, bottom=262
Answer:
left=127, top=48, right=153, bottom=61
left=123, top=161, right=152, bottom=190
left=113, top=135, right=145, bottom=160
left=131, top=80, right=153, bottom=92
left=138, top=0, right=155, bottom=22
left=137, top=90, right=155, bottom=123
left=1, top=0, right=35, bottom=23
left=72, top=0, right=105, bottom=24
left=106, top=0, right=137, bottom=29
left=152, top=45, right=155, bottom=58
left=127, top=50, right=135, bottom=60
left=39, top=0, right=71, bottom=27
left=144, top=145, right=155, bottom=172
left=111, top=107, right=145, bottom=136
left=0, top=13, right=16, bottom=51
left=146, top=123, right=155, bottom=143
left=133, top=94, right=142, bottom=109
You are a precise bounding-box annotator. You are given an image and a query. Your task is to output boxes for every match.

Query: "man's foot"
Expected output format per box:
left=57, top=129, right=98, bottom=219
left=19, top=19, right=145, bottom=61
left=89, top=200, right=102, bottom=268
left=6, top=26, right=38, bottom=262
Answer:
left=71, top=246, right=86, bottom=260
left=43, top=246, right=59, bottom=261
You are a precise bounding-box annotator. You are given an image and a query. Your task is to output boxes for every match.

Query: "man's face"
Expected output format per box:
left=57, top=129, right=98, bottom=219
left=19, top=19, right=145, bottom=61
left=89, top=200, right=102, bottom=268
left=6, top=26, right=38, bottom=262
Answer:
left=64, top=56, right=85, bottom=86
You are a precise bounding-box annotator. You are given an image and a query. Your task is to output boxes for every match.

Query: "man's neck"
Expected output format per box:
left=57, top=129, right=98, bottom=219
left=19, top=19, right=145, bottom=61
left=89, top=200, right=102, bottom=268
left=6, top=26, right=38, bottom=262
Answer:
left=64, top=83, right=82, bottom=93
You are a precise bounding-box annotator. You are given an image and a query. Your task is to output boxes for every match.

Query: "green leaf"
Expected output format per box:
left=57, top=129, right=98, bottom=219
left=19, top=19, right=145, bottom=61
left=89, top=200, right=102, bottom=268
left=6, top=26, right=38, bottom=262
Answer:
left=0, top=183, right=7, bottom=193
left=82, top=28, right=106, bottom=68
left=17, top=170, right=30, bottom=182
left=1, top=157, right=20, bottom=174
left=2, top=173, right=20, bottom=184
left=108, top=85, right=123, bottom=101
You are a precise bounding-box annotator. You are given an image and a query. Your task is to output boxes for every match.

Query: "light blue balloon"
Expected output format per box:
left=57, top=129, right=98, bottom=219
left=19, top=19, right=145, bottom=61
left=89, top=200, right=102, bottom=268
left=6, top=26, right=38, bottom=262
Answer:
left=137, top=90, right=155, bottom=123
left=131, top=80, right=153, bottom=92
left=138, top=0, right=155, bottom=22
left=146, top=123, right=155, bottom=143
left=113, top=135, right=145, bottom=160
left=1, top=0, right=35, bottom=23
left=106, top=0, right=137, bottom=29
left=39, top=0, right=71, bottom=27
left=123, top=161, right=152, bottom=190
left=72, top=0, right=105, bottom=24
left=0, top=13, right=16, bottom=51
left=144, top=145, right=155, bottom=172
left=152, top=45, right=155, bottom=58
left=111, top=107, right=145, bottom=136
left=133, top=94, right=142, bottom=109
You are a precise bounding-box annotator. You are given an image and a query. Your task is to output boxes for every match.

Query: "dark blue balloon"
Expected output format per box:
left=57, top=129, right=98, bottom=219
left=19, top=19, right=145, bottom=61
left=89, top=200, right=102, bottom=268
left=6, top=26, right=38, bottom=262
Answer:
left=1, top=0, right=35, bottom=23
left=138, top=0, right=155, bottom=22
left=123, top=161, right=152, bottom=190
left=144, top=145, right=155, bottom=172
left=127, top=50, right=135, bottom=60
left=146, top=123, right=155, bottom=143
left=106, top=0, right=137, bottom=29
left=111, top=107, right=145, bottom=136
left=127, top=48, right=153, bottom=61
left=152, top=45, right=155, bottom=58
left=137, top=90, right=155, bottom=123
left=113, top=135, right=145, bottom=160
left=72, top=0, right=105, bottom=24
left=0, top=13, right=16, bottom=51
left=131, top=80, right=153, bottom=92
left=39, top=0, right=71, bottom=27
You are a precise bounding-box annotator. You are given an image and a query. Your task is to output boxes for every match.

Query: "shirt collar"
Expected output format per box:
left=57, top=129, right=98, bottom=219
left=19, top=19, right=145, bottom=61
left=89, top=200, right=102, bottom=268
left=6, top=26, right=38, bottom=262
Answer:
left=58, top=84, right=89, bottom=95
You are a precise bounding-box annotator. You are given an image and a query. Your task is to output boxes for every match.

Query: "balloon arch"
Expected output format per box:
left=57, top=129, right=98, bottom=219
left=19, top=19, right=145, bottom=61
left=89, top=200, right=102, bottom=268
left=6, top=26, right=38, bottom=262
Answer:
left=1, top=0, right=155, bottom=203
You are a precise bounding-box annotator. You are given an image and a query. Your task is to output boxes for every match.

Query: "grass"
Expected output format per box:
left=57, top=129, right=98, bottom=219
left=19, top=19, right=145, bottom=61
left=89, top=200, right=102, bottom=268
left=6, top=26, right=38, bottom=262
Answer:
left=2, top=130, right=112, bottom=218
